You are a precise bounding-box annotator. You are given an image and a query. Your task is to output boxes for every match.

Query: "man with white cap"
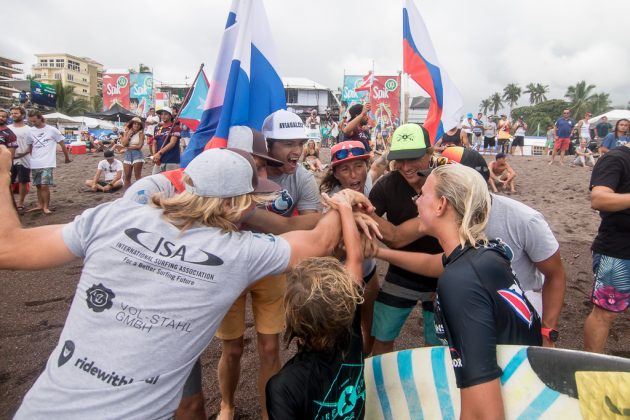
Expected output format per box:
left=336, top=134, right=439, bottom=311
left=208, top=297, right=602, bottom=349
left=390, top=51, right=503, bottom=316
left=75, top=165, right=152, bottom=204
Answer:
left=152, top=106, right=181, bottom=174
left=217, top=110, right=322, bottom=420
left=0, top=144, right=356, bottom=420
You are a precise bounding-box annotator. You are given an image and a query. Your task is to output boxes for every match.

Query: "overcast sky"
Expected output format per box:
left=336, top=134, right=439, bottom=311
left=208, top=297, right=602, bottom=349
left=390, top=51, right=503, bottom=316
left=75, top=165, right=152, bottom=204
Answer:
left=4, top=0, right=630, bottom=112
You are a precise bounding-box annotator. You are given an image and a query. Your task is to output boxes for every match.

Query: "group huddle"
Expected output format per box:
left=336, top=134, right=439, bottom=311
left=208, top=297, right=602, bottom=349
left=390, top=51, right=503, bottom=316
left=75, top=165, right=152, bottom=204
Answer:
left=2, top=107, right=593, bottom=420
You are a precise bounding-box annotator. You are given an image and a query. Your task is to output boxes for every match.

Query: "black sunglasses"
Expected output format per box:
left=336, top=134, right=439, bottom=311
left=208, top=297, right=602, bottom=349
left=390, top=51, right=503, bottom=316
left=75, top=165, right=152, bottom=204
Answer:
left=333, top=147, right=367, bottom=161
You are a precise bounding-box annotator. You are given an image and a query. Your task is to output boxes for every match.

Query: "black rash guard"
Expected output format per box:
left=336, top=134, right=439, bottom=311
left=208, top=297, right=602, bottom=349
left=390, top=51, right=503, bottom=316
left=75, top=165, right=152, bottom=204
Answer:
left=266, top=312, right=365, bottom=419
left=434, top=240, right=542, bottom=388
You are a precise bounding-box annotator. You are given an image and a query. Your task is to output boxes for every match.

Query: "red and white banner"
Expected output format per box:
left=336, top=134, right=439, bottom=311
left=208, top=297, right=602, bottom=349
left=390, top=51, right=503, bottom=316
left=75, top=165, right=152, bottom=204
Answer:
left=369, top=75, right=401, bottom=131
left=102, top=73, right=130, bottom=110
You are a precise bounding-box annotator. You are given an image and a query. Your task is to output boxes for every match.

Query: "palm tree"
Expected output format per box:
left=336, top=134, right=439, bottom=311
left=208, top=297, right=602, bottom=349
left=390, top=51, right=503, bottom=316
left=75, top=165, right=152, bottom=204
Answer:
left=479, top=98, right=492, bottom=115
left=588, top=93, right=612, bottom=116
left=54, top=80, right=89, bottom=115
left=534, top=83, right=549, bottom=104
left=502, top=83, right=521, bottom=116
left=524, top=83, right=549, bottom=105
left=565, top=80, right=596, bottom=119
left=90, top=92, right=103, bottom=113
left=490, top=93, right=503, bottom=115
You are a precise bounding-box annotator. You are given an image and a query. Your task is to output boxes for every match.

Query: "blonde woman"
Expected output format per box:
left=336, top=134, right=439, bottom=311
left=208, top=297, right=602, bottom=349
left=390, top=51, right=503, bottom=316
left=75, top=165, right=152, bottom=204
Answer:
left=376, top=164, right=541, bottom=419
left=300, top=139, right=324, bottom=172
left=1, top=146, right=359, bottom=420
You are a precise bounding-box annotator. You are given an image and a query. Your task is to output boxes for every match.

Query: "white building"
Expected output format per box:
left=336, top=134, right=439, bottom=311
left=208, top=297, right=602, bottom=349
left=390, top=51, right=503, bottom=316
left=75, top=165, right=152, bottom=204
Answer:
left=282, top=77, right=340, bottom=117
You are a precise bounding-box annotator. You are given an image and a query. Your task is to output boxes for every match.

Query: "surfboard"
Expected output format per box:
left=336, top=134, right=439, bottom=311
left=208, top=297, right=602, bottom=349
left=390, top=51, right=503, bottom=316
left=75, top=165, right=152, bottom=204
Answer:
left=364, top=345, right=630, bottom=419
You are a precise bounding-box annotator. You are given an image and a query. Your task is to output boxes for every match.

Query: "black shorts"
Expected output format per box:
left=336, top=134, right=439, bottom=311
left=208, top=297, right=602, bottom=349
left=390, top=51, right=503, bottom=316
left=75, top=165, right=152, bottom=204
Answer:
left=363, top=265, right=377, bottom=284
left=11, top=164, right=30, bottom=184
left=512, top=136, right=525, bottom=147
left=181, top=359, right=203, bottom=397
left=483, top=137, right=496, bottom=148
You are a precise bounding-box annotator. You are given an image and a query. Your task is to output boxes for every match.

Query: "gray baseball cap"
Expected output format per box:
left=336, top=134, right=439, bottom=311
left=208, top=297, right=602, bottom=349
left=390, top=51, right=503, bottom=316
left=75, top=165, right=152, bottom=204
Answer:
left=228, top=126, right=283, bottom=167
left=183, top=148, right=280, bottom=198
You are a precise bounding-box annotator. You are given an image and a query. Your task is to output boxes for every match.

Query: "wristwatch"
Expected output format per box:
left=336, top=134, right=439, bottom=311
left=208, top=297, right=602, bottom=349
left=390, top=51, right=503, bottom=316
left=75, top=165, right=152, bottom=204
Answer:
left=541, top=327, right=559, bottom=342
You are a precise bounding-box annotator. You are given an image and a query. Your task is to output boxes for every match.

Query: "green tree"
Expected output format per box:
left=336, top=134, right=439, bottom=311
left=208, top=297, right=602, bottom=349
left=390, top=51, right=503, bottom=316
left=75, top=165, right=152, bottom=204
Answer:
left=490, top=93, right=503, bottom=115
left=90, top=89, right=103, bottom=112
left=502, top=83, right=522, bottom=116
left=565, top=80, right=596, bottom=119
left=512, top=99, right=571, bottom=135
left=588, top=93, right=612, bottom=116
left=479, top=98, right=492, bottom=115
left=524, top=83, right=549, bottom=105
left=54, top=80, right=89, bottom=115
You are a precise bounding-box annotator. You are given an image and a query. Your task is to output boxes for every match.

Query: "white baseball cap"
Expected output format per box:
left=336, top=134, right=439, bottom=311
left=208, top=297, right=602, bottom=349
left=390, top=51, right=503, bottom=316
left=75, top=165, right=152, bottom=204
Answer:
left=183, top=148, right=280, bottom=198
left=156, top=106, right=173, bottom=116
left=262, top=109, right=307, bottom=140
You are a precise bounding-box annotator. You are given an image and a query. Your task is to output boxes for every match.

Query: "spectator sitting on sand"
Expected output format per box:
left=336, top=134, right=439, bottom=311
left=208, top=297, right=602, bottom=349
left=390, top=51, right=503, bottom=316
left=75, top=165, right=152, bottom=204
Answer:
left=84, top=150, right=123, bottom=192
left=573, top=139, right=596, bottom=168
left=488, top=152, right=516, bottom=193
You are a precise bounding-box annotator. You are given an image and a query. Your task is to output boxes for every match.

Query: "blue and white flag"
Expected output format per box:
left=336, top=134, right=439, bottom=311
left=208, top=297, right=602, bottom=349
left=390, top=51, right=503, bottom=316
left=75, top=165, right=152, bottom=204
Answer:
left=181, top=0, right=286, bottom=166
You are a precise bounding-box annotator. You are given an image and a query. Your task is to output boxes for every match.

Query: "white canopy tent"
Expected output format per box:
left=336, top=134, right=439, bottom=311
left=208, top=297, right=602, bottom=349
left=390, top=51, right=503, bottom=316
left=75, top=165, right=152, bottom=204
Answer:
left=42, top=112, right=77, bottom=124
left=588, top=109, right=630, bottom=125
left=43, top=113, right=115, bottom=130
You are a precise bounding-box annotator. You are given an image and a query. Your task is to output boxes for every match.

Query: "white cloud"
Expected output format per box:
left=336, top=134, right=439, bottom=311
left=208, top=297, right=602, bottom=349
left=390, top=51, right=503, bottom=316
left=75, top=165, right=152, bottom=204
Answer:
left=3, top=0, right=629, bottom=111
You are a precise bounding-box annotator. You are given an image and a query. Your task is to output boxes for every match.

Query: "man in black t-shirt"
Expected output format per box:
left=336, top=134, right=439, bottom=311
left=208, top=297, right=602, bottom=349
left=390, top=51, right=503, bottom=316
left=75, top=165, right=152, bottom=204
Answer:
left=584, top=142, right=630, bottom=353
left=368, top=123, right=442, bottom=355
left=434, top=240, right=542, bottom=388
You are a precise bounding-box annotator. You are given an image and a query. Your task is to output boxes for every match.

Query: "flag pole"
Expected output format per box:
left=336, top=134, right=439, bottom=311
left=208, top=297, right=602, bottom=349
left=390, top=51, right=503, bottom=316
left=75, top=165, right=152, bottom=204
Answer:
left=176, top=63, right=205, bottom=122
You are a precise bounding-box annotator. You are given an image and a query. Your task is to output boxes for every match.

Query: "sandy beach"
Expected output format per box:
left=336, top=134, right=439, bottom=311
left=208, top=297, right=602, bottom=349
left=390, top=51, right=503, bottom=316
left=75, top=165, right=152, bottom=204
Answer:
left=0, top=148, right=628, bottom=419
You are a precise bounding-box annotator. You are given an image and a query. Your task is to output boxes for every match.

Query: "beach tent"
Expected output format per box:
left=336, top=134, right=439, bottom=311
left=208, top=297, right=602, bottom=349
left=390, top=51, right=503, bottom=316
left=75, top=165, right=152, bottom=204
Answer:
left=43, top=112, right=78, bottom=124
left=589, top=109, right=630, bottom=125
left=86, top=103, right=137, bottom=123
left=73, top=116, right=115, bottom=130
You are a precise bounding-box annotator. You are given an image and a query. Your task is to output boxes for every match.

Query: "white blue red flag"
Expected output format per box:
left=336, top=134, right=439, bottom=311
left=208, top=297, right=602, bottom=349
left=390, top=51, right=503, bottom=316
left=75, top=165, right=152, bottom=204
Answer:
left=177, top=68, right=209, bottom=131
left=403, top=0, right=463, bottom=144
left=181, top=0, right=286, bottom=167
left=354, top=71, right=374, bottom=92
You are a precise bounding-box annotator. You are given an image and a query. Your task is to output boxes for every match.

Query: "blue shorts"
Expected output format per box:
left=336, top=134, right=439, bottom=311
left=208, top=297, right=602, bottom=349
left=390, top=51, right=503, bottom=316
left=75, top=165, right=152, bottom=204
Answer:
left=372, top=301, right=440, bottom=345
left=31, top=168, right=53, bottom=186
left=123, top=149, right=144, bottom=165
left=591, top=253, right=630, bottom=313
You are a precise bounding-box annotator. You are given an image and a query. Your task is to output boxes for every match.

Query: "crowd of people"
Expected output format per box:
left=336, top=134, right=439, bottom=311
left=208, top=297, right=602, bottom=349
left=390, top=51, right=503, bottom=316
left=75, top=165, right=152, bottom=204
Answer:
left=0, top=102, right=629, bottom=419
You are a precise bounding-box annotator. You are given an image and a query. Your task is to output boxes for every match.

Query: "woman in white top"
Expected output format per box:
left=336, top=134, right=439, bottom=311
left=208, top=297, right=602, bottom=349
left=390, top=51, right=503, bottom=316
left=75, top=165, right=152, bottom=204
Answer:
left=577, top=111, right=592, bottom=142
left=121, top=117, right=145, bottom=188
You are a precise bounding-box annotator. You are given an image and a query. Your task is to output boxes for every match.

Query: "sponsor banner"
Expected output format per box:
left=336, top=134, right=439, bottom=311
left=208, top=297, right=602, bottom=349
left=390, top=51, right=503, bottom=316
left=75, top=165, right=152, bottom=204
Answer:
left=370, top=75, right=401, bottom=133
left=130, top=73, right=153, bottom=117
left=341, top=75, right=369, bottom=105
left=30, top=80, right=57, bottom=108
left=102, top=73, right=130, bottom=111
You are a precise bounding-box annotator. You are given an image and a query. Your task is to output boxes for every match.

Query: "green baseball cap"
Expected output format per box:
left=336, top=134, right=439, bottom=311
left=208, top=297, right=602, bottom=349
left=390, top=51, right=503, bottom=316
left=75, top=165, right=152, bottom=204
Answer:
left=388, top=123, right=431, bottom=161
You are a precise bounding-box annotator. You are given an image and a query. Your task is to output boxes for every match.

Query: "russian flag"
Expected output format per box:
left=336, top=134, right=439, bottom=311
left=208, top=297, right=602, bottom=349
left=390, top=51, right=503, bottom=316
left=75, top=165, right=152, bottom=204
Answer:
left=403, top=0, right=463, bottom=144
left=177, top=68, right=210, bottom=132
left=181, top=0, right=286, bottom=167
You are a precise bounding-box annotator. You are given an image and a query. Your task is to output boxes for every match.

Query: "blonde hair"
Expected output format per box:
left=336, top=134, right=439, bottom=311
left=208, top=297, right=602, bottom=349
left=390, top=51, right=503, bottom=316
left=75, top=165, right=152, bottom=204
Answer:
left=284, top=257, right=364, bottom=354
left=151, top=174, right=275, bottom=232
left=432, top=164, right=490, bottom=248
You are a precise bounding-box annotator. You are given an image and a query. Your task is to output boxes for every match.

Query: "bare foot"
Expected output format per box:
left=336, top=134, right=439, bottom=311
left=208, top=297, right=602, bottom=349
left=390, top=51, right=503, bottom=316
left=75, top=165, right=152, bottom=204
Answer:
left=217, top=406, right=235, bottom=420
left=548, top=161, right=553, bottom=165
left=42, top=208, right=53, bottom=215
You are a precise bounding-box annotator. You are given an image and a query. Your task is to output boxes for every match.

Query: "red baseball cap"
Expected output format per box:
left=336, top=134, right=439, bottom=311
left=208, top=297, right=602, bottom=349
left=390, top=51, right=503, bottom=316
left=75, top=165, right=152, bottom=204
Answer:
left=330, top=141, right=370, bottom=168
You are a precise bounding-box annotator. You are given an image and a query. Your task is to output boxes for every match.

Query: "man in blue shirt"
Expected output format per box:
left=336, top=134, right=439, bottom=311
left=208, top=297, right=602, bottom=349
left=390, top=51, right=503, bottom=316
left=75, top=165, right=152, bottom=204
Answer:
left=549, top=109, right=575, bottom=166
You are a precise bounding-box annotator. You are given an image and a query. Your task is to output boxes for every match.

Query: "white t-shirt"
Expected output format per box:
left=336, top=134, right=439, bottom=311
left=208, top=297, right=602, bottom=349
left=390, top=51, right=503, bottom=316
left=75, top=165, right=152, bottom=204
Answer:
left=124, top=173, right=177, bottom=204
left=97, top=159, right=124, bottom=182
left=27, top=125, right=64, bottom=169
left=144, top=115, right=160, bottom=136
left=9, top=124, right=32, bottom=168
left=14, top=199, right=291, bottom=419
left=514, top=123, right=527, bottom=137
left=486, top=194, right=559, bottom=292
